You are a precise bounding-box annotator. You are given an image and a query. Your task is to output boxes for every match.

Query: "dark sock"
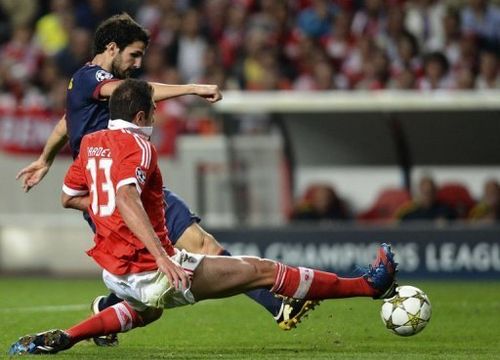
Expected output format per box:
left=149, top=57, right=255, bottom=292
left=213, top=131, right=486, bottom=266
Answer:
left=218, top=249, right=283, bottom=317
left=97, top=293, right=123, bottom=312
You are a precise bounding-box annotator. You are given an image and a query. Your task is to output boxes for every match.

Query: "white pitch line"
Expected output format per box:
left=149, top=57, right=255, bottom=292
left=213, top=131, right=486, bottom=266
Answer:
left=0, top=298, right=230, bottom=314
left=0, top=304, right=88, bottom=313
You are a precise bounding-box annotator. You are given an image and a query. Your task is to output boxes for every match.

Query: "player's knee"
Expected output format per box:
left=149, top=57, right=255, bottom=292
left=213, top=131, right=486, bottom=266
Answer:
left=176, top=225, right=222, bottom=255
left=200, top=232, right=223, bottom=255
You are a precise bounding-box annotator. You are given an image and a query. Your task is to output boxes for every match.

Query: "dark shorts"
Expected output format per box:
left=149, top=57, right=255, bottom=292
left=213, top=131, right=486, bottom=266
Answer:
left=83, top=188, right=201, bottom=244
left=163, top=188, right=201, bottom=243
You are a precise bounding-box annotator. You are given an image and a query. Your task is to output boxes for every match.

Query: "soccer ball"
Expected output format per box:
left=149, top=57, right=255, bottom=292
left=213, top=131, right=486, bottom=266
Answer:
left=380, top=285, right=431, bottom=336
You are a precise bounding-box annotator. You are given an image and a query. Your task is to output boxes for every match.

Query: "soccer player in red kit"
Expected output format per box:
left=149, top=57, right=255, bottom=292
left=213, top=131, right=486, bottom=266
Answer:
left=16, top=14, right=313, bottom=338
left=9, top=80, right=398, bottom=355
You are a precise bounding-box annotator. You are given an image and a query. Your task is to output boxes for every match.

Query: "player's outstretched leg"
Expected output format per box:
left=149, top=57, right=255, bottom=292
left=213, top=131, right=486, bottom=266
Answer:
left=190, top=243, right=398, bottom=303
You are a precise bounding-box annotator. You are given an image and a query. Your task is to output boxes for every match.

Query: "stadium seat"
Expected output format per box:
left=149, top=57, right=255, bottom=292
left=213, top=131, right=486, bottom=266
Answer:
left=358, top=187, right=411, bottom=223
left=436, top=183, right=476, bottom=219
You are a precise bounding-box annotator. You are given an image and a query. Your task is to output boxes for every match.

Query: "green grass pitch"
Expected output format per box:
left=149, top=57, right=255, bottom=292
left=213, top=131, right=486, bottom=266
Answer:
left=0, top=278, right=499, bottom=359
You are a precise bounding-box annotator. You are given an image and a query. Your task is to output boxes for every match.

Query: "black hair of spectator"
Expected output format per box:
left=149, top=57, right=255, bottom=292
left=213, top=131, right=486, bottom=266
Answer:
left=401, top=30, right=419, bottom=58
left=109, top=79, right=154, bottom=122
left=92, top=13, right=150, bottom=56
left=424, top=51, right=450, bottom=74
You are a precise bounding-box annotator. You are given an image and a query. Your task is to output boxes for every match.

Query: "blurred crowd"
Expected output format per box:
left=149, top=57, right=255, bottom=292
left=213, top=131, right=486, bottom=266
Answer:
left=290, top=176, right=500, bottom=224
left=1, top=0, right=498, bottom=224
left=3, top=0, right=500, bottom=115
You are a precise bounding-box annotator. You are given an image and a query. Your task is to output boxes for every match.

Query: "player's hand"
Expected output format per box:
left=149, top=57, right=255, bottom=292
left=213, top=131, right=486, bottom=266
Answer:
left=156, top=256, right=190, bottom=291
left=193, top=84, right=222, bottom=103
left=15, top=159, right=50, bottom=193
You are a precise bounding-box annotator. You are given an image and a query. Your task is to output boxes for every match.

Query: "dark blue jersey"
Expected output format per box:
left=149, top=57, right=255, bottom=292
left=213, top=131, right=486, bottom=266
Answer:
left=66, top=64, right=118, bottom=158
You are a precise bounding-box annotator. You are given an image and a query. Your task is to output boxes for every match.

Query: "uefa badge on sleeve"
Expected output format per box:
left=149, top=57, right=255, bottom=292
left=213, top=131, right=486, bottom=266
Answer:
left=135, top=167, right=146, bottom=185
left=95, top=69, right=113, bottom=82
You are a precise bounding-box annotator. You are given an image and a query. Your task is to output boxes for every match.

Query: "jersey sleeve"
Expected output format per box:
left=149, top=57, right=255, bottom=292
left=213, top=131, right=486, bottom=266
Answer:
left=115, top=134, right=157, bottom=194
left=63, top=152, right=88, bottom=196
left=78, top=66, right=119, bottom=100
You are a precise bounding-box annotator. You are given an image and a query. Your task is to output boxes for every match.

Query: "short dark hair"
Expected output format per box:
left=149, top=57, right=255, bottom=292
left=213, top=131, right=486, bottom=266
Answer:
left=109, top=79, right=154, bottom=122
left=424, top=51, right=450, bottom=73
left=93, top=13, right=150, bottom=55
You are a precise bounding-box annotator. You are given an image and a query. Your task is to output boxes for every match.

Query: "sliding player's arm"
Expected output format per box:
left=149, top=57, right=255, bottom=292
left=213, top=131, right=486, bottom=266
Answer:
left=116, top=184, right=189, bottom=290
left=61, top=151, right=89, bottom=211
left=61, top=192, right=90, bottom=211
left=16, top=115, right=69, bottom=192
left=100, top=81, right=222, bottom=103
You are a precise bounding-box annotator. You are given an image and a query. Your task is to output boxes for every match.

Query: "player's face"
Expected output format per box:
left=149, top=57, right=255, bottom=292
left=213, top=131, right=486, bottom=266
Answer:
left=111, top=41, right=146, bottom=79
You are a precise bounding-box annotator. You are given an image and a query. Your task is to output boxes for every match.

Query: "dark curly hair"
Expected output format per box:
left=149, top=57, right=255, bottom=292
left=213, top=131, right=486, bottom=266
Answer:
left=92, top=13, right=150, bottom=55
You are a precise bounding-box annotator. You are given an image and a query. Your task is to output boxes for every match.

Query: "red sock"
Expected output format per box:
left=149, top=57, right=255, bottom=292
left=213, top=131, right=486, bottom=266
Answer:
left=271, top=263, right=376, bottom=300
left=66, top=302, right=143, bottom=344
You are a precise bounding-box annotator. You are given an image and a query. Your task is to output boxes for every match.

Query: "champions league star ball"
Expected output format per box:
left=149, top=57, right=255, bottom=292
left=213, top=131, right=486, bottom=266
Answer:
left=380, top=285, right=432, bottom=336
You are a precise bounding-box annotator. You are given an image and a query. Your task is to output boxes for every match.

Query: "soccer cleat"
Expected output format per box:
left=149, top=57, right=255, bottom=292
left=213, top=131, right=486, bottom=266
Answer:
left=274, top=298, right=320, bottom=330
left=90, top=295, right=119, bottom=347
left=364, top=243, right=398, bottom=299
left=8, top=329, right=71, bottom=355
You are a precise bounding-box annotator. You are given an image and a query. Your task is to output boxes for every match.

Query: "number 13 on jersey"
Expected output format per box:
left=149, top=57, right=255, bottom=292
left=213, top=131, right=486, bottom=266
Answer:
left=86, top=157, right=115, bottom=216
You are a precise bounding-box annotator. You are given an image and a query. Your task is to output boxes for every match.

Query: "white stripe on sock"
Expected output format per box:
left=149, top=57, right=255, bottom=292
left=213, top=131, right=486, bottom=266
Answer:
left=113, top=303, right=134, bottom=332
left=293, top=267, right=314, bottom=299
left=271, top=263, right=286, bottom=293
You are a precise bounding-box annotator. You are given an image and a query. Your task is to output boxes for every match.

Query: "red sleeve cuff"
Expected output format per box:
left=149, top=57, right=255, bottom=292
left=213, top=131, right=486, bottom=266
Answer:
left=92, top=79, right=120, bottom=100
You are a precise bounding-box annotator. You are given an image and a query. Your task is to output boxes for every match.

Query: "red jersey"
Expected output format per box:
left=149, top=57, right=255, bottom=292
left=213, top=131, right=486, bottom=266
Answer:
left=63, top=119, right=175, bottom=275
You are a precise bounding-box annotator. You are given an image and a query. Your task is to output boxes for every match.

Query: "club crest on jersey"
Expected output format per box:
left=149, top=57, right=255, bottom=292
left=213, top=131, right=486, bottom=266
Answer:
left=96, top=70, right=113, bottom=82
left=135, top=167, right=146, bottom=184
